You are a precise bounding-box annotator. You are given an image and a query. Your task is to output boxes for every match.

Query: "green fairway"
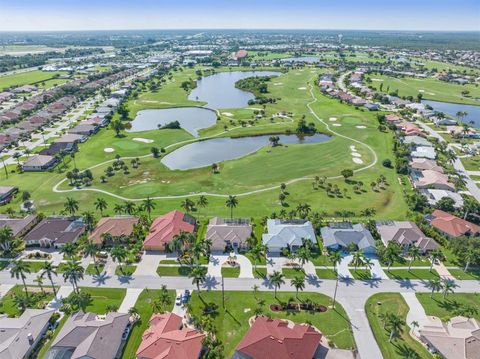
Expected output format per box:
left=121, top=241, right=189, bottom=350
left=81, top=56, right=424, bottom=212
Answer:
left=365, top=293, right=433, bottom=359
left=367, top=74, right=480, bottom=105
left=0, top=70, right=68, bottom=90
left=188, top=291, right=355, bottom=357
left=416, top=293, right=480, bottom=321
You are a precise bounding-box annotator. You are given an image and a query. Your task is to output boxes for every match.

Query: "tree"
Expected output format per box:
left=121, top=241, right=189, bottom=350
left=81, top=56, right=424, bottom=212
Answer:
left=249, top=244, right=266, bottom=273
left=10, top=260, right=31, bottom=298
left=225, top=195, right=238, bottom=219
left=94, top=198, right=108, bottom=215
left=69, top=291, right=92, bottom=311
left=64, top=197, right=79, bottom=216
left=189, top=266, right=207, bottom=293
left=34, top=275, right=45, bottom=294
left=151, top=147, right=160, bottom=158
left=429, top=249, right=444, bottom=272
left=441, top=279, right=458, bottom=298
left=82, top=211, right=95, bottom=232
left=197, top=195, right=208, bottom=216
left=111, top=246, right=128, bottom=274
left=330, top=251, right=342, bottom=272
left=269, top=271, right=285, bottom=298
left=60, top=243, right=77, bottom=260
left=382, top=159, right=392, bottom=168
left=426, top=279, right=442, bottom=298
left=385, top=313, right=405, bottom=342
left=407, top=246, right=421, bottom=272
left=291, top=276, right=305, bottom=299
left=84, top=242, right=99, bottom=273
left=141, top=197, right=155, bottom=219
left=13, top=293, right=32, bottom=312
left=123, top=201, right=136, bottom=215
left=180, top=198, right=196, bottom=214
left=382, top=242, right=401, bottom=271
left=62, top=260, right=84, bottom=293
left=41, top=261, right=58, bottom=296
left=0, top=226, right=17, bottom=256
left=111, top=119, right=127, bottom=137
left=341, top=169, right=354, bottom=181
left=351, top=251, right=365, bottom=271
left=155, top=285, right=171, bottom=313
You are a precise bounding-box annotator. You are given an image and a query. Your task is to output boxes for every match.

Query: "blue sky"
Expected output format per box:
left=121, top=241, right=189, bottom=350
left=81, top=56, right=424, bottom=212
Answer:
left=0, top=0, right=479, bottom=31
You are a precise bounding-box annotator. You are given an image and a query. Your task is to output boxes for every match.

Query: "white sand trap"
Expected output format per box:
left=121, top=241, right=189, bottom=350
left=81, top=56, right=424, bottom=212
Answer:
left=298, top=87, right=307, bottom=90
left=372, top=78, right=383, bottom=82
left=133, top=138, right=154, bottom=143
left=356, top=125, right=367, bottom=129
left=350, top=145, right=357, bottom=151
left=418, top=90, right=425, bottom=93
left=332, top=123, right=342, bottom=127
left=247, top=107, right=263, bottom=111
left=329, top=117, right=337, bottom=121
left=352, top=158, right=364, bottom=164
left=427, top=92, right=435, bottom=96
left=104, top=148, right=114, bottom=153
left=351, top=152, right=362, bottom=158
left=222, top=112, right=234, bottom=117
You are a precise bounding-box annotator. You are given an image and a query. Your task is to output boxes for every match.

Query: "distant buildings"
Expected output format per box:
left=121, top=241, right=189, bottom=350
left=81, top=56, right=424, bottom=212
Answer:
left=0, top=214, right=39, bottom=238
left=262, top=219, right=316, bottom=253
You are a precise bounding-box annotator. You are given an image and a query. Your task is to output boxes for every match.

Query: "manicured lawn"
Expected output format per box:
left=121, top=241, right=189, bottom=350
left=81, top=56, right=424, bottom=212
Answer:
left=282, top=267, right=305, bottom=279
left=0, top=285, right=55, bottom=317
left=189, top=291, right=355, bottom=357
left=221, top=266, right=240, bottom=278
left=23, top=261, right=48, bottom=273
left=386, top=257, right=431, bottom=268
left=416, top=293, right=480, bottom=321
left=85, top=264, right=105, bottom=275
left=253, top=267, right=267, bottom=278
left=243, top=252, right=266, bottom=265
left=449, top=268, right=480, bottom=280
left=120, top=289, right=176, bottom=358
left=386, top=269, right=439, bottom=280
left=115, top=265, right=137, bottom=276
left=156, top=265, right=193, bottom=276
left=310, top=254, right=333, bottom=266
left=350, top=269, right=372, bottom=280
left=316, top=268, right=338, bottom=279
left=365, top=293, right=432, bottom=359
left=76, top=287, right=126, bottom=314
left=159, top=259, right=180, bottom=264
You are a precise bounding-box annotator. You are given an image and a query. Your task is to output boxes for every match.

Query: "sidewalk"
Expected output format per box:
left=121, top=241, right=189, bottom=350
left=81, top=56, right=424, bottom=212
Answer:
left=118, top=288, right=143, bottom=313
left=47, top=286, right=74, bottom=310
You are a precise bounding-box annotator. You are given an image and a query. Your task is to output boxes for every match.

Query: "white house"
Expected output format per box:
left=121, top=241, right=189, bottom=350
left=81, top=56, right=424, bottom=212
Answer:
left=262, top=219, right=316, bottom=253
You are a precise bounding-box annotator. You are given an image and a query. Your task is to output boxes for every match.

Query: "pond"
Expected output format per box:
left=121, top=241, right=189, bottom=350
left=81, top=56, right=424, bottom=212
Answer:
left=128, top=107, right=217, bottom=137
left=422, top=100, right=480, bottom=128
left=188, top=71, right=280, bottom=109
left=161, top=133, right=332, bottom=170
left=280, top=56, right=320, bottom=63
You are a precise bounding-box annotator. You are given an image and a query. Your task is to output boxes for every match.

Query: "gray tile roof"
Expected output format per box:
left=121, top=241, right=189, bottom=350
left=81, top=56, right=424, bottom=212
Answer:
left=321, top=223, right=376, bottom=252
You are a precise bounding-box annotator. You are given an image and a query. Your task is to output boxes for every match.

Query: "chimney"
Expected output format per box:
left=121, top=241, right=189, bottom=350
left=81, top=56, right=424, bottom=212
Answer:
left=27, top=333, right=34, bottom=344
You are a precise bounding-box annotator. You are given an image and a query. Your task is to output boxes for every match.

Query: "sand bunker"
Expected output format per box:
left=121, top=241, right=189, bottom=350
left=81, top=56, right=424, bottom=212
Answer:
left=371, top=78, right=383, bottom=82
left=297, top=87, right=307, bottom=90
left=356, top=125, right=367, bottom=129
left=329, top=117, right=337, bottom=121
left=352, top=158, right=364, bottom=164
left=418, top=90, right=425, bottom=93
left=350, top=145, right=357, bottom=151
left=332, top=123, right=342, bottom=127
left=222, top=112, right=234, bottom=117
left=273, top=83, right=283, bottom=86
left=351, top=152, right=362, bottom=158
left=133, top=138, right=154, bottom=143
left=104, top=148, right=114, bottom=153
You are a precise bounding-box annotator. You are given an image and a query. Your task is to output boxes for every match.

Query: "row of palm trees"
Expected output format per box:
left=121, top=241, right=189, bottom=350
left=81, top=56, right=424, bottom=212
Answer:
left=180, top=195, right=238, bottom=219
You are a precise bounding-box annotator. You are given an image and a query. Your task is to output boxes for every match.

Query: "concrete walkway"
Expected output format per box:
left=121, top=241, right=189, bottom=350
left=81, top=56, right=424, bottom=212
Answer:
left=135, top=251, right=165, bottom=276
left=337, top=255, right=353, bottom=279
left=433, top=261, right=454, bottom=280
left=401, top=292, right=429, bottom=337
left=118, top=288, right=143, bottom=313
left=47, top=286, right=74, bottom=310
left=0, top=284, right=14, bottom=299
left=369, top=257, right=388, bottom=280
left=104, top=257, right=117, bottom=276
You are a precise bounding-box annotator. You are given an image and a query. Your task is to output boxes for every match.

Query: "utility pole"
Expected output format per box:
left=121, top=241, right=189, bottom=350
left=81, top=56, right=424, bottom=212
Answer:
left=332, top=276, right=339, bottom=309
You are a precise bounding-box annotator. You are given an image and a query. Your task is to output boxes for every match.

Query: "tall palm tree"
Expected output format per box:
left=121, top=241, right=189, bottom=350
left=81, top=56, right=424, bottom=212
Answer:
left=189, top=266, right=207, bottom=293
left=180, top=198, right=196, bottom=214
left=94, top=198, right=108, bottom=216
left=13, top=293, right=32, bottom=312
left=141, top=197, right=155, bottom=220
left=291, top=276, right=305, bottom=299
left=64, top=197, right=79, bottom=216
left=441, top=279, right=458, bottom=298
left=197, top=195, right=208, bottom=216
left=386, top=314, right=405, bottom=343
left=0, top=226, right=15, bottom=255
left=330, top=251, right=342, bottom=273
left=111, top=246, right=128, bottom=274
left=10, top=260, right=31, bottom=298
left=123, top=201, right=136, bottom=215
left=83, top=242, right=99, bottom=273
left=363, top=257, right=373, bottom=271
left=269, top=271, right=285, bottom=299
left=62, top=260, right=84, bottom=293
left=60, top=243, right=77, bottom=260
left=249, top=244, right=266, bottom=272
left=429, top=249, right=443, bottom=272
left=157, top=285, right=171, bottom=312
left=82, top=211, right=95, bottom=232
left=407, top=246, right=421, bottom=272
left=40, top=261, right=58, bottom=296
left=351, top=251, right=365, bottom=271
left=426, top=278, right=442, bottom=298
left=69, top=291, right=92, bottom=311
left=383, top=243, right=401, bottom=271
left=113, top=204, right=125, bottom=215
left=225, top=195, right=238, bottom=219
left=34, top=275, right=45, bottom=294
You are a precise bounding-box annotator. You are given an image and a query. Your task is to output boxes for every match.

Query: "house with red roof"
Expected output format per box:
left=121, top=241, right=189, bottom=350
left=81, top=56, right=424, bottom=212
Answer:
left=143, top=210, right=196, bottom=251
left=427, top=210, right=480, bottom=238
left=136, top=312, right=204, bottom=359
left=233, top=316, right=321, bottom=359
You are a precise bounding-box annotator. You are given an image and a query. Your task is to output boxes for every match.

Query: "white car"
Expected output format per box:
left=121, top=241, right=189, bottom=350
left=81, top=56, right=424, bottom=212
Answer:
left=175, top=294, right=182, bottom=305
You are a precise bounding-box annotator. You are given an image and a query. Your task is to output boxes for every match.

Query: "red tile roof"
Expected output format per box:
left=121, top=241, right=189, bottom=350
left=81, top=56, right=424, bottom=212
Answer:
left=430, top=210, right=480, bottom=237
left=136, top=312, right=204, bottom=359
left=143, top=210, right=195, bottom=250
left=88, top=216, right=139, bottom=245
left=236, top=50, right=248, bottom=58
left=235, top=316, right=321, bottom=359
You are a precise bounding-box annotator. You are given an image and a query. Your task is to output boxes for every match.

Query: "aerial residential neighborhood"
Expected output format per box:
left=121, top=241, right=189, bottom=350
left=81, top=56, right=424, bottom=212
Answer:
left=0, top=1, right=478, bottom=359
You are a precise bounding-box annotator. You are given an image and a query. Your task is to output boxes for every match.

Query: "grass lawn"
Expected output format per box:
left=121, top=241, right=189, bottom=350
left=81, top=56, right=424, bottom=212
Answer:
left=416, top=293, right=480, bottom=321
left=282, top=267, right=305, bottom=279
left=365, top=293, right=432, bottom=359
left=386, top=269, right=440, bottom=280
left=449, top=268, right=480, bottom=280
left=0, top=261, right=10, bottom=270
left=189, top=291, right=355, bottom=357
left=23, top=261, right=48, bottom=273
left=221, top=266, right=240, bottom=278
left=156, top=265, right=193, bottom=277
left=159, top=259, right=180, bottom=264
left=253, top=267, right=267, bottom=278
left=243, top=252, right=266, bottom=266
left=85, top=264, right=105, bottom=275
left=0, top=285, right=55, bottom=317
left=316, top=268, right=338, bottom=279
left=386, top=257, right=431, bottom=268
left=461, top=155, right=480, bottom=172
left=76, top=287, right=126, bottom=314
left=120, top=289, right=176, bottom=359
left=350, top=269, right=372, bottom=280
left=115, top=265, right=137, bottom=276
left=0, top=70, right=68, bottom=90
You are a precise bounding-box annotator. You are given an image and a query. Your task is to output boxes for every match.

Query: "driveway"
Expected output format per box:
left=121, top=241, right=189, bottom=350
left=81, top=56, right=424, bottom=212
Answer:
left=135, top=251, right=166, bottom=276
left=47, top=286, right=74, bottom=310
left=172, top=289, right=187, bottom=318
left=366, top=256, right=388, bottom=280
left=118, top=288, right=143, bottom=313
left=208, top=253, right=253, bottom=278
left=401, top=292, right=428, bottom=336
left=337, top=255, right=353, bottom=279
left=0, top=284, right=14, bottom=299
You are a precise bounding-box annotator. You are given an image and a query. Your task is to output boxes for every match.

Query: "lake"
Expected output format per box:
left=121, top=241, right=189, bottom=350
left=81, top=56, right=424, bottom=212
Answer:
left=422, top=100, right=480, bottom=128
left=161, top=133, right=331, bottom=170
left=188, top=71, right=280, bottom=109
left=280, top=57, right=320, bottom=63
left=128, top=107, right=217, bottom=137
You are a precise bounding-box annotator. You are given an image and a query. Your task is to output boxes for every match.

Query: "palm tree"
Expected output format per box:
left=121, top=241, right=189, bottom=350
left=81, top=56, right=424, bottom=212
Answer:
left=83, top=242, right=99, bottom=273
left=0, top=226, right=15, bottom=255
left=13, top=293, right=32, bottom=312
left=197, top=195, right=208, bottom=216
left=10, top=260, right=31, bottom=298
left=64, top=197, right=79, bottom=216
left=141, top=197, right=155, bottom=220
left=383, top=243, right=401, bottom=271
left=113, top=204, right=124, bottom=215
left=330, top=251, right=342, bottom=273
left=252, top=284, right=259, bottom=299
left=69, top=291, right=92, bottom=311
left=291, top=276, right=305, bottom=299
left=94, top=198, right=108, bottom=216
left=441, top=279, right=458, bottom=298
left=429, top=249, right=443, bottom=272
left=189, top=266, right=207, bottom=293
left=351, top=251, right=365, bottom=271
left=123, top=201, right=136, bottom=215
left=426, top=278, right=443, bottom=298
left=111, top=246, right=128, bottom=274
left=34, top=275, right=45, bottom=294
left=407, top=246, right=421, bottom=272
left=363, top=257, right=373, bottom=272
left=41, top=261, right=58, bottom=296
left=269, top=271, right=285, bottom=299
left=60, top=243, right=77, bottom=260
left=225, top=195, right=238, bottom=219
left=62, top=260, right=84, bottom=293
left=180, top=198, right=196, bottom=214
left=157, top=285, right=171, bottom=312
left=249, top=244, right=266, bottom=272
left=385, top=313, right=405, bottom=342
left=82, top=211, right=95, bottom=232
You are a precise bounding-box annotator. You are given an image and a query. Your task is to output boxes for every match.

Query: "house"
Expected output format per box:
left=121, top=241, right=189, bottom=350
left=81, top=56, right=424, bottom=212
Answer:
left=88, top=216, right=139, bottom=246
left=136, top=312, right=204, bottom=359
left=39, top=142, right=76, bottom=156
left=411, top=146, right=437, bottom=160
left=0, top=309, right=54, bottom=359
left=364, top=103, right=380, bottom=111
left=321, top=222, right=376, bottom=253
left=22, top=155, right=58, bottom=172
left=68, top=124, right=97, bottom=136
left=23, top=217, right=86, bottom=248
left=376, top=221, right=438, bottom=253
left=205, top=217, right=252, bottom=251
left=0, top=186, right=18, bottom=205
left=421, top=189, right=464, bottom=208
left=46, top=312, right=132, bottom=359
left=403, top=135, right=432, bottom=147
left=409, top=158, right=444, bottom=173
left=143, top=210, right=196, bottom=251
left=418, top=316, right=480, bottom=359
left=0, top=214, right=39, bottom=238
left=54, top=133, right=85, bottom=144
left=400, top=122, right=424, bottom=136
left=384, top=114, right=403, bottom=124
left=235, top=49, right=248, bottom=59
left=426, top=210, right=480, bottom=238
left=233, top=316, right=321, bottom=359
left=433, top=117, right=457, bottom=126
left=262, top=219, right=316, bottom=253
left=413, top=170, right=455, bottom=191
